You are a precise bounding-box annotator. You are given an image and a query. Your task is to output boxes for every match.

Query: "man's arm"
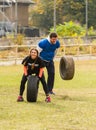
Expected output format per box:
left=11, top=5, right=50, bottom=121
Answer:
left=54, top=41, right=60, bottom=58
left=37, top=45, right=43, bottom=53
left=37, top=39, right=46, bottom=53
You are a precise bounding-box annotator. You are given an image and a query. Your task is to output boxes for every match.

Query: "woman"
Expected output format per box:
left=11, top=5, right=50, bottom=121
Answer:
left=17, top=48, right=51, bottom=102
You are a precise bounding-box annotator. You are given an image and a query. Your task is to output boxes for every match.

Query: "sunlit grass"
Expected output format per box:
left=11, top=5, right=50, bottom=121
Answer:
left=0, top=60, right=96, bottom=130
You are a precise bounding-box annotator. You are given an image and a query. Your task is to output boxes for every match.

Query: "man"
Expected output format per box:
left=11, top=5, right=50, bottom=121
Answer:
left=37, top=32, right=60, bottom=95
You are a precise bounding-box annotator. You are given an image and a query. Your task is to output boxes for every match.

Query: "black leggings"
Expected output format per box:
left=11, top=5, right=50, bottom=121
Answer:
left=19, top=74, right=49, bottom=96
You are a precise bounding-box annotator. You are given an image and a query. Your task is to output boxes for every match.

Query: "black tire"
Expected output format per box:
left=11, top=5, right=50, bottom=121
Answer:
left=59, top=56, right=75, bottom=80
left=27, top=75, right=39, bottom=102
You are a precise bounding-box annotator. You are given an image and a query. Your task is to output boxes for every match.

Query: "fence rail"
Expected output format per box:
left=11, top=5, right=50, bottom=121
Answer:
left=0, top=43, right=96, bottom=65
left=60, top=43, right=96, bottom=56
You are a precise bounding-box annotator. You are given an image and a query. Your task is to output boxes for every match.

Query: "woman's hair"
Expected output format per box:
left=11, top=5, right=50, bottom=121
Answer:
left=30, top=48, right=39, bottom=56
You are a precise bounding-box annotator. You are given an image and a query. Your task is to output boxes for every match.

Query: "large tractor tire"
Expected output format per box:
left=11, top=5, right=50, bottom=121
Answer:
left=27, top=75, right=39, bottom=102
left=59, top=56, right=75, bottom=80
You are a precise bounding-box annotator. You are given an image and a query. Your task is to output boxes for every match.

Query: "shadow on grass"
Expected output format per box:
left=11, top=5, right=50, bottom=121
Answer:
left=56, top=94, right=88, bottom=102
left=35, top=92, right=88, bottom=102
left=20, top=97, right=66, bottom=111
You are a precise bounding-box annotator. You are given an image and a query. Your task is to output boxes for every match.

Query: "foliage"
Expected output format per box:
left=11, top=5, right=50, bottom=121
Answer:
left=29, top=0, right=96, bottom=33
left=13, top=34, right=24, bottom=45
left=50, top=21, right=85, bottom=37
left=30, top=0, right=54, bottom=32
left=88, top=0, right=96, bottom=28
left=88, top=26, right=96, bottom=36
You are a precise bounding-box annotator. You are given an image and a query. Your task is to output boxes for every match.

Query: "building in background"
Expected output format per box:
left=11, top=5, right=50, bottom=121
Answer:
left=0, top=0, right=40, bottom=37
left=0, top=0, right=34, bottom=26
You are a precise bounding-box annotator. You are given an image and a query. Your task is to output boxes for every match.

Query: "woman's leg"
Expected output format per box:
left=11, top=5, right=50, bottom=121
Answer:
left=39, top=74, right=49, bottom=96
left=19, top=74, right=27, bottom=96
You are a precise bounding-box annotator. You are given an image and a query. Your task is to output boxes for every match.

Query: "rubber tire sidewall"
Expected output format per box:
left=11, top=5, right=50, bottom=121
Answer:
left=27, top=75, right=39, bottom=102
left=59, top=56, right=75, bottom=80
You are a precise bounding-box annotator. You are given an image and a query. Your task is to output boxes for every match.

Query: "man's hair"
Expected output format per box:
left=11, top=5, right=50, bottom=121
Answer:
left=49, top=32, right=57, bottom=38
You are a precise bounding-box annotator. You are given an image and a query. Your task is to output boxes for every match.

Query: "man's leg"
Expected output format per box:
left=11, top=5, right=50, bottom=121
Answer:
left=46, top=61, right=55, bottom=92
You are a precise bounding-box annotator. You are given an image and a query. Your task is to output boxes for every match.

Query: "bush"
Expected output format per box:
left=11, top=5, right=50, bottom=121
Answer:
left=13, top=34, right=24, bottom=45
left=50, top=21, right=85, bottom=37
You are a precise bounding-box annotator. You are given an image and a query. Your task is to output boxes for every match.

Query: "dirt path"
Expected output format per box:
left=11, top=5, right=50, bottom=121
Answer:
left=0, top=55, right=96, bottom=66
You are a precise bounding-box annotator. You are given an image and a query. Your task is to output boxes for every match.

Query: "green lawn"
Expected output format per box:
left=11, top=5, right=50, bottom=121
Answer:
left=0, top=60, right=96, bottom=130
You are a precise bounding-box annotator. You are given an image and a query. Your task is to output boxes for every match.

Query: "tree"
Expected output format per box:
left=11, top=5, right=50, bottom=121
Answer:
left=30, top=0, right=54, bottom=33
left=88, top=0, right=96, bottom=28
left=29, top=0, right=96, bottom=33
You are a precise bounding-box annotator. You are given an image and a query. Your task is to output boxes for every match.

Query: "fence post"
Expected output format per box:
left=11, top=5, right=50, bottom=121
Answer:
left=63, top=45, right=65, bottom=56
left=15, top=45, right=18, bottom=65
left=77, top=44, right=80, bottom=56
left=89, top=45, right=92, bottom=55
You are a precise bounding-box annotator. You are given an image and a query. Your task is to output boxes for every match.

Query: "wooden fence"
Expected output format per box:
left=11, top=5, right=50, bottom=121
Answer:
left=0, top=43, right=96, bottom=65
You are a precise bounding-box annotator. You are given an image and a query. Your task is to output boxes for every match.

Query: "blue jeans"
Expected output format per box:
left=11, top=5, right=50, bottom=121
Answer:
left=44, top=61, right=55, bottom=92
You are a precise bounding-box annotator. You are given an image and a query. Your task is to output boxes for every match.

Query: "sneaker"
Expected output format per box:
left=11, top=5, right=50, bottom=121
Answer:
left=49, top=91, right=55, bottom=95
left=45, top=96, right=51, bottom=103
left=17, top=96, right=24, bottom=102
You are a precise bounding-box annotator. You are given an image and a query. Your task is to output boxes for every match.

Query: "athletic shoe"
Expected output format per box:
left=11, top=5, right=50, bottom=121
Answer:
left=17, top=96, right=24, bottom=102
left=45, top=96, right=51, bottom=103
left=49, top=91, right=55, bottom=95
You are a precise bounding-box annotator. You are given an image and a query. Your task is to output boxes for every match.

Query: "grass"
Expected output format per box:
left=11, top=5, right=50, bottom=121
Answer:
left=0, top=60, right=96, bottom=130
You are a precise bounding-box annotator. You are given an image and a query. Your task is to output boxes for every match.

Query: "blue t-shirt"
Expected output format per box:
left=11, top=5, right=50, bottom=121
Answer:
left=38, top=39, right=60, bottom=61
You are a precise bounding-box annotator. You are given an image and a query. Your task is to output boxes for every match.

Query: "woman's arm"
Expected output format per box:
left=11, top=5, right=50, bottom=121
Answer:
left=39, top=68, right=44, bottom=78
left=23, top=66, right=28, bottom=76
